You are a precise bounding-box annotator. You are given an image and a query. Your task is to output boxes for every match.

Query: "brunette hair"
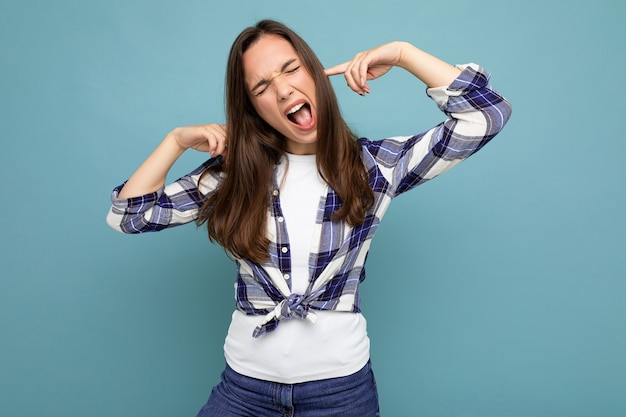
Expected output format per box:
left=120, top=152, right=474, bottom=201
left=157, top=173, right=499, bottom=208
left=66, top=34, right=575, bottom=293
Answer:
left=196, top=19, right=374, bottom=263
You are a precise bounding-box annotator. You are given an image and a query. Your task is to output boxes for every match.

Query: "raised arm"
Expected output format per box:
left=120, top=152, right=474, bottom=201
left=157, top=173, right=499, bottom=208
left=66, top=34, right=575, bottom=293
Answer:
left=324, top=41, right=462, bottom=94
left=327, top=41, right=512, bottom=199
left=117, top=124, right=228, bottom=199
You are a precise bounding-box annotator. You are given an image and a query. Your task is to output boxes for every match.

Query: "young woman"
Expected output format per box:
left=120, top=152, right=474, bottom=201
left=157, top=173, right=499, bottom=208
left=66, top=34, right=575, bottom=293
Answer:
left=107, top=19, right=512, bottom=417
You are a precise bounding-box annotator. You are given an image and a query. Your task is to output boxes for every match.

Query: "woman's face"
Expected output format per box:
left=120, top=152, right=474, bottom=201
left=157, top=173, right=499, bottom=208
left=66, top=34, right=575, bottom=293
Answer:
left=243, top=34, right=318, bottom=155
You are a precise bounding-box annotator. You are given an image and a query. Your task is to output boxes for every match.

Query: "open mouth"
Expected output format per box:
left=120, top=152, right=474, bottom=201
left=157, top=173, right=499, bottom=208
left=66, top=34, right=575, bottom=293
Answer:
left=286, top=102, right=314, bottom=129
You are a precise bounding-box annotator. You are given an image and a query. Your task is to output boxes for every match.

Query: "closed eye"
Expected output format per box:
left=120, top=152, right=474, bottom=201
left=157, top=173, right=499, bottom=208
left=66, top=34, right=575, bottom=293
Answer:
left=251, top=60, right=300, bottom=97
left=254, top=84, right=269, bottom=96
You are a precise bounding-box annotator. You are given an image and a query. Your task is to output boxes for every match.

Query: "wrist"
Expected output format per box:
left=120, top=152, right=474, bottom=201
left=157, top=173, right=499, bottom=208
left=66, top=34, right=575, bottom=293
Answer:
left=394, top=41, right=415, bottom=69
left=165, top=128, right=188, bottom=154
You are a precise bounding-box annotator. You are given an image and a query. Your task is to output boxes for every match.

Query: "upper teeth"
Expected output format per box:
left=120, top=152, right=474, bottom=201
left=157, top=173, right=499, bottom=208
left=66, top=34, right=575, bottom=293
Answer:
left=288, top=103, right=304, bottom=114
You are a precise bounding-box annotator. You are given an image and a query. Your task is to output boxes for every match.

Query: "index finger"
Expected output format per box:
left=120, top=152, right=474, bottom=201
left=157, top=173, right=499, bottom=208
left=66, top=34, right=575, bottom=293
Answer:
left=324, top=61, right=349, bottom=77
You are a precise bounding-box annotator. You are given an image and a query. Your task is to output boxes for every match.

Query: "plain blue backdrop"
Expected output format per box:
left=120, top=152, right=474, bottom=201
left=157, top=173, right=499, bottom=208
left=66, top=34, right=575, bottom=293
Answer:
left=1, top=0, right=624, bottom=416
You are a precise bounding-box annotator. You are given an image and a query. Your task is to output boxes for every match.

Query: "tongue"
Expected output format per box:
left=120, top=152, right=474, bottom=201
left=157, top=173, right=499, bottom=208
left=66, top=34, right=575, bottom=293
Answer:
left=291, top=105, right=312, bottom=127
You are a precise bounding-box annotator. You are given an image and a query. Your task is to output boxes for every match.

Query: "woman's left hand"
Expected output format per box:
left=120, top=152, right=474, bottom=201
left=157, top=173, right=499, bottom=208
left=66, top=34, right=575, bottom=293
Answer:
left=325, top=41, right=462, bottom=93
left=324, top=41, right=407, bottom=96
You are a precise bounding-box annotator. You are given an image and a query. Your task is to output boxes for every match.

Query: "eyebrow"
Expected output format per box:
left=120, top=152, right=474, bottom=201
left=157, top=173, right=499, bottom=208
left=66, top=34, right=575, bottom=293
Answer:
left=250, top=59, right=298, bottom=94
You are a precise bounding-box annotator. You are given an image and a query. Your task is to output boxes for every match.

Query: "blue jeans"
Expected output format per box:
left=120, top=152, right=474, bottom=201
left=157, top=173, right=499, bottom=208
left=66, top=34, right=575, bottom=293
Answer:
left=196, top=361, right=380, bottom=417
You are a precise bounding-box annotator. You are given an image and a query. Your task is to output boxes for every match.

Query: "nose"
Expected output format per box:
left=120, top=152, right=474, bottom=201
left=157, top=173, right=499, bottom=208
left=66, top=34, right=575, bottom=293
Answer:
left=275, top=77, right=293, bottom=101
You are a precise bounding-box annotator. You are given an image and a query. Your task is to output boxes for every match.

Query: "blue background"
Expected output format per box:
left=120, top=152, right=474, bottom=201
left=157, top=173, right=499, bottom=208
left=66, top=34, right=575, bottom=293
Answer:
left=1, top=0, right=625, bottom=416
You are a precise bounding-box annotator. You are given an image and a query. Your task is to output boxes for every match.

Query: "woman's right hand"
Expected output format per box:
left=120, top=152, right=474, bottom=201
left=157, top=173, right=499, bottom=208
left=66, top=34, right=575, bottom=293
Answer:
left=117, top=123, right=228, bottom=199
left=171, top=123, right=228, bottom=156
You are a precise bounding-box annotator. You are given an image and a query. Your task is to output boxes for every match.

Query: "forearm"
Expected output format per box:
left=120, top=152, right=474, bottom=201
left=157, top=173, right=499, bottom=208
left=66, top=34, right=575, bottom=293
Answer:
left=395, top=41, right=462, bottom=88
left=325, top=41, right=463, bottom=95
left=117, top=130, right=186, bottom=199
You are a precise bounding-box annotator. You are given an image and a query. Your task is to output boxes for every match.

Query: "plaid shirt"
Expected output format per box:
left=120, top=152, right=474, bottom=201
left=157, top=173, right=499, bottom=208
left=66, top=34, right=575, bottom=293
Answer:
left=108, top=64, right=512, bottom=337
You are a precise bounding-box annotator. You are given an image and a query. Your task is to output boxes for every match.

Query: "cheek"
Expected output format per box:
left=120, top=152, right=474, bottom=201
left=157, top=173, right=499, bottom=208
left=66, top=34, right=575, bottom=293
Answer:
left=253, top=98, right=279, bottom=123
left=298, top=72, right=316, bottom=93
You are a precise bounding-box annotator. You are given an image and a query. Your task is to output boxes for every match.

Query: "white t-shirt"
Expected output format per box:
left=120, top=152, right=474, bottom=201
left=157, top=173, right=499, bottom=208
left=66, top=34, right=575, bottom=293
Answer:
left=223, top=153, right=370, bottom=383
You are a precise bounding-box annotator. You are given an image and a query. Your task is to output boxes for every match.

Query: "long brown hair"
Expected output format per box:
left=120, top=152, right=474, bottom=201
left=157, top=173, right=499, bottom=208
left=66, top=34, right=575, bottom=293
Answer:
left=196, top=20, right=374, bottom=263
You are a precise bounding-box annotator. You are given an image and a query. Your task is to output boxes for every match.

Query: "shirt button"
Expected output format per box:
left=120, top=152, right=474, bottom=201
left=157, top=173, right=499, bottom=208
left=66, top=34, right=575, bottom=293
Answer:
left=281, top=246, right=288, bottom=253
left=284, top=274, right=290, bottom=280
left=277, top=216, right=284, bottom=222
left=272, top=189, right=279, bottom=197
